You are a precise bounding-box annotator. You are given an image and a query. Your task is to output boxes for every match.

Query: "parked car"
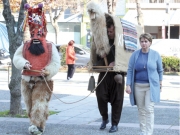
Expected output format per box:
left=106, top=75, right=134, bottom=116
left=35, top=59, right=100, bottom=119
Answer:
left=56, top=44, right=90, bottom=67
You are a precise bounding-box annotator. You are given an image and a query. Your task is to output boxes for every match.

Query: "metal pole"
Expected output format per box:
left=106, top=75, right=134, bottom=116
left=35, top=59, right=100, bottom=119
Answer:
left=162, top=20, right=165, bottom=39
left=167, top=3, right=170, bottom=39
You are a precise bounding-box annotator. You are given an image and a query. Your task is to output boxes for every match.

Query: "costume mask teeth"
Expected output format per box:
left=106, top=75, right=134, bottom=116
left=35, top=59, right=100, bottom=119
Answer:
left=32, top=39, right=40, bottom=44
left=90, top=12, right=96, bottom=19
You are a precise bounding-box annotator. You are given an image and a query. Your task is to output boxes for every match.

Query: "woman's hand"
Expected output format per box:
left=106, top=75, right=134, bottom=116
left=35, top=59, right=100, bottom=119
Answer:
left=160, top=81, right=162, bottom=92
left=160, top=84, right=162, bottom=92
left=126, top=85, right=131, bottom=94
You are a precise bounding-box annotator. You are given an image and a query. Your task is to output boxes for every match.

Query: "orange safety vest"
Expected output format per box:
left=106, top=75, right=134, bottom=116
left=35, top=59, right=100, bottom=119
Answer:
left=22, top=40, right=52, bottom=76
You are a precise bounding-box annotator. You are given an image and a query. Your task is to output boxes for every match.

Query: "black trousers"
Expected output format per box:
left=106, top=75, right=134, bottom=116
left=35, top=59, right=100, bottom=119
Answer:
left=67, top=64, right=75, bottom=79
left=96, top=72, right=124, bottom=126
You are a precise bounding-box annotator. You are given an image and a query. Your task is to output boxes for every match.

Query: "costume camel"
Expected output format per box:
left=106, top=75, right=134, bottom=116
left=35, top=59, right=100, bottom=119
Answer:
left=87, top=1, right=143, bottom=73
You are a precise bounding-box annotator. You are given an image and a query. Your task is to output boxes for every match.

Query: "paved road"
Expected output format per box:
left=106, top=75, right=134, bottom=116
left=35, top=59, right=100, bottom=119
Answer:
left=0, top=71, right=179, bottom=135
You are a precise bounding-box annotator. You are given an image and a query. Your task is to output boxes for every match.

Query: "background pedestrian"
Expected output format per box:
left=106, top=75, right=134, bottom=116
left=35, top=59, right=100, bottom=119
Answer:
left=66, top=40, right=77, bottom=80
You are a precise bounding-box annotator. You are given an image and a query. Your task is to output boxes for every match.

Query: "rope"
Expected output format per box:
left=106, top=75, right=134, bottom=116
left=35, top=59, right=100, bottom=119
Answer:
left=166, top=112, right=177, bottom=129
left=40, top=68, right=110, bottom=104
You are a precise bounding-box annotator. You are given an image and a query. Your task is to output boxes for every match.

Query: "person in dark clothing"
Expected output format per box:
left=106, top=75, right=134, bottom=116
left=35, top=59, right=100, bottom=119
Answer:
left=96, top=18, right=125, bottom=133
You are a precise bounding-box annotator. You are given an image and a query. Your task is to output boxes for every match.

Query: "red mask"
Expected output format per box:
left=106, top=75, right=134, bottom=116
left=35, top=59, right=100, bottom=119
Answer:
left=24, top=3, right=47, bottom=43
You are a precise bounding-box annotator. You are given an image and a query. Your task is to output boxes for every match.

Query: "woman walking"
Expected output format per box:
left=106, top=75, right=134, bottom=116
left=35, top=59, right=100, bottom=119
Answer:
left=125, top=33, right=163, bottom=135
left=66, top=40, right=76, bottom=80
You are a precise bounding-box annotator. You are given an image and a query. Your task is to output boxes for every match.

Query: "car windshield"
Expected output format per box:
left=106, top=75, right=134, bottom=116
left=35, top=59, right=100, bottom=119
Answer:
left=56, top=44, right=90, bottom=54
left=75, top=44, right=90, bottom=53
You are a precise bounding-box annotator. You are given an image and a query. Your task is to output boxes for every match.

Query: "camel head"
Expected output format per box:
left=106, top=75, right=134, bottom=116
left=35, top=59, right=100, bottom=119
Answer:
left=87, top=1, right=104, bottom=20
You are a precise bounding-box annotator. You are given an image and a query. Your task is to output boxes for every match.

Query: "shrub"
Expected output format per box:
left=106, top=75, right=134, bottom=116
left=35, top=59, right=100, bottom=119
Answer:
left=58, top=45, right=67, bottom=66
left=161, top=56, right=180, bottom=72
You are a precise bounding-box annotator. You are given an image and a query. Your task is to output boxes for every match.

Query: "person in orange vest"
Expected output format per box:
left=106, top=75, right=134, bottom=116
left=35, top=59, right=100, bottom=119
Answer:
left=66, top=40, right=77, bottom=80
left=13, top=3, right=60, bottom=135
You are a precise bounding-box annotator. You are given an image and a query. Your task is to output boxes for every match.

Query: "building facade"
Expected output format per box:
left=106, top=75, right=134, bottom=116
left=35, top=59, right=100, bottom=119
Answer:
left=123, top=0, right=180, bottom=39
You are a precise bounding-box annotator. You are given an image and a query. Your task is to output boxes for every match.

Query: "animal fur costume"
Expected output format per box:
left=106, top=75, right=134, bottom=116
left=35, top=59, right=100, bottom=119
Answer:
left=13, top=3, right=60, bottom=135
left=86, top=2, right=110, bottom=58
left=87, top=1, right=143, bottom=72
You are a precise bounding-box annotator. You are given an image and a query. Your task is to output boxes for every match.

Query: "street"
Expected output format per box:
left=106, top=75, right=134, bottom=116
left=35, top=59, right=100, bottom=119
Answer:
left=0, top=71, right=179, bottom=135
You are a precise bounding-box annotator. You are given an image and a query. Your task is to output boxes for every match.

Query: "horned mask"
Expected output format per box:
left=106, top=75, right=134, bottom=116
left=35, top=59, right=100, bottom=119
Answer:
left=24, top=3, right=47, bottom=43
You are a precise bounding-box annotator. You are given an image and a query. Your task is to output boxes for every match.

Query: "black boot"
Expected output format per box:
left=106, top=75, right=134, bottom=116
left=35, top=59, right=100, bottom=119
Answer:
left=109, top=125, right=118, bottom=133
left=100, top=120, right=109, bottom=130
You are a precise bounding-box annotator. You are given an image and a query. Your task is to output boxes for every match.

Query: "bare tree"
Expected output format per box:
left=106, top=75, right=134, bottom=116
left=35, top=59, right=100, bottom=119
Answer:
left=2, top=0, right=82, bottom=44
left=135, top=0, right=144, bottom=32
left=35, top=0, right=80, bottom=44
left=106, top=0, right=116, bottom=15
left=2, top=0, right=27, bottom=115
left=45, top=1, right=66, bottom=44
left=26, top=0, right=82, bottom=44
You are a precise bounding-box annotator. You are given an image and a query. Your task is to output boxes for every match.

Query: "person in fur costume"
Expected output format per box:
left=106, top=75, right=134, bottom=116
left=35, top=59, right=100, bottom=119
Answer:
left=87, top=2, right=125, bottom=133
left=13, top=3, right=60, bottom=135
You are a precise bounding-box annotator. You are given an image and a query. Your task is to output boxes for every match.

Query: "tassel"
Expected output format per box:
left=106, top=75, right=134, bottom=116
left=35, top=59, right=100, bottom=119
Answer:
left=88, top=76, right=95, bottom=92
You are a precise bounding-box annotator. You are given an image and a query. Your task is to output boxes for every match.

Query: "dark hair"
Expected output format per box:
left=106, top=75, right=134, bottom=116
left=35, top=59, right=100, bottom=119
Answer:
left=105, top=14, right=114, bottom=28
left=139, top=33, right=153, bottom=43
left=69, top=40, right=75, bottom=43
left=68, top=40, right=75, bottom=45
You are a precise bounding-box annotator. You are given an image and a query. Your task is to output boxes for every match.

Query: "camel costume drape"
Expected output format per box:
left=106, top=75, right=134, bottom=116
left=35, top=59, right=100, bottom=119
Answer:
left=89, top=15, right=143, bottom=72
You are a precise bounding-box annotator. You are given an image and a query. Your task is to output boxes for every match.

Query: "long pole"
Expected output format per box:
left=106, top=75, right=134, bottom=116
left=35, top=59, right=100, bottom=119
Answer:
left=167, top=3, right=170, bottom=39
left=162, top=20, right=165, bottom=39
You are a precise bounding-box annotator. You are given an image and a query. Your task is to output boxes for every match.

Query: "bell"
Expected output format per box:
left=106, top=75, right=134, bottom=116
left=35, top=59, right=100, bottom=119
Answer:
left=114, top=74, right=123, bottom=84
left=88, top=76, right=95, bottom=92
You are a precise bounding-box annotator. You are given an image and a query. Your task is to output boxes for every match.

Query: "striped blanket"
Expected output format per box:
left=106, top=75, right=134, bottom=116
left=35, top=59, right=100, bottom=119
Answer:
left=120, top=19, right=138, bottom=52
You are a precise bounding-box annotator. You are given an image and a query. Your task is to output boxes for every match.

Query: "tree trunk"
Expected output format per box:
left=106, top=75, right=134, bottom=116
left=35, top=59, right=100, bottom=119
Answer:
left=112, top=0, right=117, bottom=15
left=136, top=0, right=144, bottom=32
left=107, top=0, right=117, bottom=15
left=107, top=0, right=112, bottom=14
left=2, top=0, right=27, bottom=115
left=49, top=8, right=63, bottom=44
left=55, top=25, right=60, bottom=44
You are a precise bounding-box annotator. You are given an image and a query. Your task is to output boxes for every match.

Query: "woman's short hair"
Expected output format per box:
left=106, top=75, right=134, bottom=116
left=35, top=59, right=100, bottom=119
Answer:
left=68, top=40, right=75, bottom=45
left=139, top=33, right=153, bottom=43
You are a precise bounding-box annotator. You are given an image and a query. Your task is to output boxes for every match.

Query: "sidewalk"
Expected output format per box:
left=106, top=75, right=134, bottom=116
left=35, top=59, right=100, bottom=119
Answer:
left=0, top=72, right=179, bottom=135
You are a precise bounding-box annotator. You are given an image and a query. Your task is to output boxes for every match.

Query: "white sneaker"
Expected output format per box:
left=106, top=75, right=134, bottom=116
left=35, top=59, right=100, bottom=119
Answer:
left=28, top=125, right=43, bottom=135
